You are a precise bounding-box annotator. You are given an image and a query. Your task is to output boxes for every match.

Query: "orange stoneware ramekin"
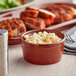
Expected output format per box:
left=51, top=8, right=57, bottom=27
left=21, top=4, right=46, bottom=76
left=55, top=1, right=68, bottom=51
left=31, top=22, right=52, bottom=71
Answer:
left=21, top=29, right=65, bottom=65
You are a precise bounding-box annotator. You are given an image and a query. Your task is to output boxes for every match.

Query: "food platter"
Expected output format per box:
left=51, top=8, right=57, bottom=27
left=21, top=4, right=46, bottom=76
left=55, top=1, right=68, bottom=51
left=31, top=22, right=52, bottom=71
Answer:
left=0, top=3, right=76, bottom=45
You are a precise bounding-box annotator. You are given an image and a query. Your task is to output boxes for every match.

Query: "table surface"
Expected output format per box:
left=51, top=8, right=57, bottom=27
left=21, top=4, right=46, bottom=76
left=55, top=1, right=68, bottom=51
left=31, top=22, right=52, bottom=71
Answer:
left=8, top=44, right=76, bottom=76
left=7, top=0, right=76, bottom=76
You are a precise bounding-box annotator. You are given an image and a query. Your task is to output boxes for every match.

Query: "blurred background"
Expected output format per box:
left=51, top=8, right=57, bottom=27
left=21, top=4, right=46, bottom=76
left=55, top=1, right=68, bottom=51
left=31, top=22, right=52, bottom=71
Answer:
left=34, top=0, right=73, bottom=4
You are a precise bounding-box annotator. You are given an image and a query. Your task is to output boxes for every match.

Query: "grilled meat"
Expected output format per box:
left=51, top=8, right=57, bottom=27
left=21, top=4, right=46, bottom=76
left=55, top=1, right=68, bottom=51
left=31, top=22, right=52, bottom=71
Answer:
left=22, top=17, right=45, bottom=29
left=0, top=18, right=26, bottom=38
left=45, top=4, right=75, bottom=23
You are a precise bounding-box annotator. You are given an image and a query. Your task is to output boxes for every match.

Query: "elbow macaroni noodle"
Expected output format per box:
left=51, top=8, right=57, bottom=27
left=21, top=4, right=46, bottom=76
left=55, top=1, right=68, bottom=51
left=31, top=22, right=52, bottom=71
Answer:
left=24, top=31, right=61, bottom=44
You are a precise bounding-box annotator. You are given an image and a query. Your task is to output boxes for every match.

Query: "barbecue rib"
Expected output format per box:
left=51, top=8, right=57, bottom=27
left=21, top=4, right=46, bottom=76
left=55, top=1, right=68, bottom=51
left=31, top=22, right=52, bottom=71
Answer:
left=0, top=18, right=26, bottom=38
left=22, top=17, right=45, bottom=29
left=20, top=7, right=55, bottom=28
left=45, top=4, right=75, bottom=24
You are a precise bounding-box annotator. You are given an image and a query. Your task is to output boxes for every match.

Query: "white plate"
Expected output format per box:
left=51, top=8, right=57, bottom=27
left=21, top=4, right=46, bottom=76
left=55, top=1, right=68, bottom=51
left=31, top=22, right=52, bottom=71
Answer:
left=0, top=0, right=34, bottom=14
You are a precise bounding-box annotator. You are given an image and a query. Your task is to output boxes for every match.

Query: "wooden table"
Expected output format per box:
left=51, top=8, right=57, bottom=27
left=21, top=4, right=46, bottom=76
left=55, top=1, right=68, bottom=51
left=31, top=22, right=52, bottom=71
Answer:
left=8, top=44, right=76, bottom=76
left=7, top=0, right=76, bottom=76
